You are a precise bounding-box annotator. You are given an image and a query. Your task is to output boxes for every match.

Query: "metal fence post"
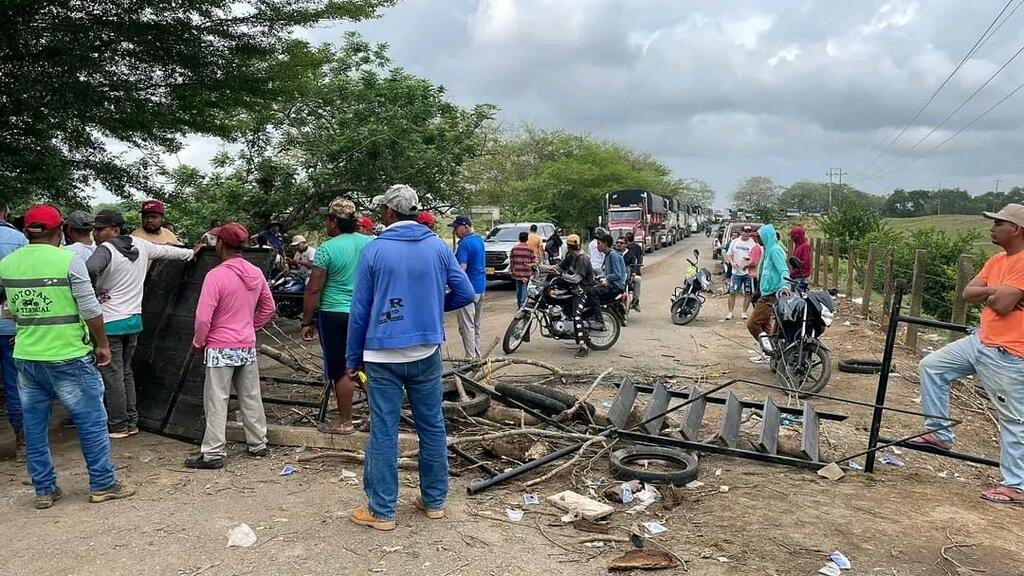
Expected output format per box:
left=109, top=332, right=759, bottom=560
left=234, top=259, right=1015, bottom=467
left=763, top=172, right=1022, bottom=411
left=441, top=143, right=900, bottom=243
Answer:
left=861, top=244, right=877, bottom=316
left=905, top=249, right=927, bottom=350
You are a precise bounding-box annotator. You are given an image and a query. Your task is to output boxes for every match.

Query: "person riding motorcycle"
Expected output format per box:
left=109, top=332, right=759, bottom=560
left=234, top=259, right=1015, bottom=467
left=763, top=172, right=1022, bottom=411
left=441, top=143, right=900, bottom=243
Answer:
left=584, top=232, right=626, bottom=334
left=547, top=234, right=596, bottom=358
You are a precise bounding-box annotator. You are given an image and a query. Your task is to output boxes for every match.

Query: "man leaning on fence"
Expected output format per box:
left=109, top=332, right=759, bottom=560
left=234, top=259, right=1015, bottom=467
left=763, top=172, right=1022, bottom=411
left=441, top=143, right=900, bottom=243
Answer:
left=913, top=203, right=1024, bottom=505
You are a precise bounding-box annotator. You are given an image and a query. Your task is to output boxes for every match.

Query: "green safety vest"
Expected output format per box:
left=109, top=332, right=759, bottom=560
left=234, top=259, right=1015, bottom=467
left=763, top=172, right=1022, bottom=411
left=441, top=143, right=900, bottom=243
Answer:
left=0, top=244, right=92, bottom=361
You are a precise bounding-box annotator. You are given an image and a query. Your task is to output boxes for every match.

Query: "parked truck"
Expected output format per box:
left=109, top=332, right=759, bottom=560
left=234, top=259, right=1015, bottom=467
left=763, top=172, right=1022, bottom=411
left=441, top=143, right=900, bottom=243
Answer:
left=605, top=189, right=667, bottom=253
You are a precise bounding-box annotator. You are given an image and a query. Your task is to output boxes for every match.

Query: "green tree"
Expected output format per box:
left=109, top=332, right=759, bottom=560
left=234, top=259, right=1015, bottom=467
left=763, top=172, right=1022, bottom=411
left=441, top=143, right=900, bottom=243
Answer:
left=0, top=0, right=395, bottom=207
left=818, top=196, right=884, bottom=253
left=780, top=181, right=829, bottom=213
left=676, top=178, right=716, bottom=208
left=732, top=176, right=781, bottom=219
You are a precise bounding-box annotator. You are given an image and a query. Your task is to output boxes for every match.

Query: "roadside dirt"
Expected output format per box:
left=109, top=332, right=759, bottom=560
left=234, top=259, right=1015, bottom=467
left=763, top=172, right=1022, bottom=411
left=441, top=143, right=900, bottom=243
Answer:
left=0, top=236, right=1021, bottom=576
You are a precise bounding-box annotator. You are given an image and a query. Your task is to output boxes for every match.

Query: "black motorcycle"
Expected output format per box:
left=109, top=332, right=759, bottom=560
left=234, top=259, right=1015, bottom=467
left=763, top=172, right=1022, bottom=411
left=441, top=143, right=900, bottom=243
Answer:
left=670, top=250, right=712, bottom=325
left=763, top=277, right=836, bottom=396
left=269, top=269, right=307, bottom=320
left=502, top=270, right=622, bottom=354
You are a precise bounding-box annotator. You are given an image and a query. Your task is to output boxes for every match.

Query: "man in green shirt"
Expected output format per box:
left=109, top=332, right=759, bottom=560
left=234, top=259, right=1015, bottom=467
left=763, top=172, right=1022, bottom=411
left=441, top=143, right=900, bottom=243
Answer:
left=301, top=198, right=373, bottom=434
left=0, top=205, right=135, bottom=509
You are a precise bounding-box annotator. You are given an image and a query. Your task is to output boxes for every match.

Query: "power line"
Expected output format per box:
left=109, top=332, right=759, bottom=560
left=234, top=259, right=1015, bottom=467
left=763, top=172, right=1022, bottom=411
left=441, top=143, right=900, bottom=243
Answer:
left=856, top=39, right=1024, bottom=182
left=850, top=0, right=1017, bottom=179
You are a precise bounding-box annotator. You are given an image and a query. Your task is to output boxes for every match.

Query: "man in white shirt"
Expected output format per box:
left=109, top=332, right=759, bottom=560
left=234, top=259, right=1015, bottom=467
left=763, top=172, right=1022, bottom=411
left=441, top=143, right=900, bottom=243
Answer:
left=289, top=235, right=316, bottom=270
left=723, top=225, right=757, bottom=321
left=64, top=210, right=96, bottom=263
left=588, top=227, right=608, bottom=273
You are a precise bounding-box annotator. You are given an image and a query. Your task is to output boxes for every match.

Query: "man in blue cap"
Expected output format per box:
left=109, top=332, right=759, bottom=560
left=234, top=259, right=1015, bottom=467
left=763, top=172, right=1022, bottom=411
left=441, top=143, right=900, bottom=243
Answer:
left=449, top=215, right=486, bottom=358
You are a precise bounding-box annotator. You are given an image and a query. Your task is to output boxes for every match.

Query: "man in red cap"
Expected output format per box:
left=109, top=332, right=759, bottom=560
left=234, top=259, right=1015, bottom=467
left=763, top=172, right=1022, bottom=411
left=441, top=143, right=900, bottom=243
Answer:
left=0, top=205, right=135, bottom=508
left=186, top=223, right=276, bottom=469
left=357, top=215, right=376, bottom=237
left=417, top=211, right=436, bottom=233
left=131, top=199, right=179, bottom=245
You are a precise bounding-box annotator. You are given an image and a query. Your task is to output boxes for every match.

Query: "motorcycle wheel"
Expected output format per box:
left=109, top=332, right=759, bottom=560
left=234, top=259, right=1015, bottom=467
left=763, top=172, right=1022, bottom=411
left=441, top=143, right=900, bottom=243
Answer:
left=586, top=310, right=621, bottom=351
left=502, top=315, right=532, bottom=354
left=670, top=296, right=701, bottom=326
left=776, top=342, right=832, bottom=396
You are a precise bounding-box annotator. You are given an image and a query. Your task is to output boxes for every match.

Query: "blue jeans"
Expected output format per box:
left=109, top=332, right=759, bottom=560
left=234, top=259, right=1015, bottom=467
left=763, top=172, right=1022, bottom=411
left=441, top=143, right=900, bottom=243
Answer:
left=919, top=333, right=1024, bottom=489
left=0, top=336, right=21, bottom=430
left=16, top=356, right=116, bottom=495
left=515, top=279, right=529, bottom=309
left=364, top=350, right=447, bottom=519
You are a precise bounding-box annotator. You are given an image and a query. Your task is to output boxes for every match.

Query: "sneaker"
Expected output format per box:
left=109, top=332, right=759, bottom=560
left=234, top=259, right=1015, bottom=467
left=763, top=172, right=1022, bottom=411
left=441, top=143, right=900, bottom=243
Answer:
left=126, top=426, right=140, bottom=436
left=184, top=454, right=225, bottom=469
left=34, top=487, right=63, bottom=510
left=741, top=313, right=749, bottom=320
left=724, top=313, right=733, bottom=321
left=757, top=333, right=774, bottom=353
left=413, top=496, right=445, bottom=519
left=89, top=481, right=136, bottom=503
left=749, top=354, right=770, bottom=365
left=247, top=447, right=268, bottom=458
left=574, top=347, right=590, bottom=359
left=108, top=428, right=131, bottom=439
left=350, top=507, right=396, bottom=531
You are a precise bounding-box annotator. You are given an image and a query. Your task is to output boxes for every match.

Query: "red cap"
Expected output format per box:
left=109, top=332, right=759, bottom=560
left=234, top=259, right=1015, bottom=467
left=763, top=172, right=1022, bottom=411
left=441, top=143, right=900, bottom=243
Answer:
left=23, top=204, right=62, bottom=232
left=357, top=216, right=374, bottom=230
left=141, top=199, right=165, bottom=214
left=417, top=211, right=436, bottom=228
left=210, top=222, right=249, bottom=248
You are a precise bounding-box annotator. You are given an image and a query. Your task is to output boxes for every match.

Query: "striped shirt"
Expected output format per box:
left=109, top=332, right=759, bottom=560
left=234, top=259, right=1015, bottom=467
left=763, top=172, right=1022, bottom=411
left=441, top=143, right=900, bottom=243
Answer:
left=509, top=243, right=536, bottom=281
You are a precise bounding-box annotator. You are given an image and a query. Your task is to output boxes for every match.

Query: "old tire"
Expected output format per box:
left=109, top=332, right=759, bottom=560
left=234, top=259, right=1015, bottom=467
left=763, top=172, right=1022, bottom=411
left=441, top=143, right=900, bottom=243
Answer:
left=670, top=296, right=701, bottom=326
left=520, top=384, right=596, bottom=418
left=838, top=358, right=884, bottom=375
left=609, top=447, right=699, bottom=486
left=442, top=380, right=491, bottom=418
left=495, top=383, right=568, bottom=415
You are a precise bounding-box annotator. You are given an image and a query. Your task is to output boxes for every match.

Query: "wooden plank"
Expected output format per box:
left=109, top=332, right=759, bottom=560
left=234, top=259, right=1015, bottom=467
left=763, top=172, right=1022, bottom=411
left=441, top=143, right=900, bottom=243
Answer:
left=951, top=254, right=974, bottom=326
left=813, top=238, right=821, bottom=287
left=845, top=246, right=854, bottom=297
left=832, top=241, right=840, bottom=291
left=861, top=244, right=878, bottom=316
left=905, top=249, right=927, bottom=350
left=227, top=422, right=420, bottom=452
left=821, top=239, right=828, bottom=290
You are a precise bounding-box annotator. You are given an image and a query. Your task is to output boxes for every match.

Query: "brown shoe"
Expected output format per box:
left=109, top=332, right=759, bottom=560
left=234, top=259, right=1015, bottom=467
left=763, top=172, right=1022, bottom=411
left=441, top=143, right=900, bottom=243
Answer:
left=89, top=481, right=136, bottom=503
left=349, top=507, right=396, bottom=531
left=413, top=496, right=444, bottom=519
left=34, top=487, right=63, bottom=510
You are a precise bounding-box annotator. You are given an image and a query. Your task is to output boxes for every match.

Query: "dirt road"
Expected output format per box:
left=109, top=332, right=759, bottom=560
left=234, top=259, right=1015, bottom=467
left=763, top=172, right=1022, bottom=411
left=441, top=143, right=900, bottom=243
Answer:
left=1, top=235, right=1022, bottom=576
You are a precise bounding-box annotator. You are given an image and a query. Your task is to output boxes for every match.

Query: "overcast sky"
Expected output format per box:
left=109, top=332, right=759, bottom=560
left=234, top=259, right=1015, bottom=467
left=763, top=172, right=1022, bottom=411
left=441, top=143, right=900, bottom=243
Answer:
left=155, top=0, right=1024, bottom=208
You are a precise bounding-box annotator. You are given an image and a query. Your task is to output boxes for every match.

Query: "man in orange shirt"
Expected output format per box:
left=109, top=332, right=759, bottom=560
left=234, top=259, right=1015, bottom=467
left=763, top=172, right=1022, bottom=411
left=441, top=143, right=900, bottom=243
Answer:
left=527, top=224, right=544, bottom=264
left=915, top=203, right=1024, bottom=505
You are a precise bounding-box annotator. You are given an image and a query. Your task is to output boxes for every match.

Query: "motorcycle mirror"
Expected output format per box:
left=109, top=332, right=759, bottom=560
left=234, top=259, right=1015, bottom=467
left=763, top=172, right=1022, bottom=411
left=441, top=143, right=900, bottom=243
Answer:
left=693, top=249, right=700, bottom=258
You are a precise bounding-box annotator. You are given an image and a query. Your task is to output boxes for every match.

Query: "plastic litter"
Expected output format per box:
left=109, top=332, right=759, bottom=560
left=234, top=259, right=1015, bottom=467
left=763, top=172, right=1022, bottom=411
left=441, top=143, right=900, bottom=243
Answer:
left=716, top=556, right=731, bottom=563
left=226, top=523, right=258, bottom=548
left=340, top=469, right=357, bottom=479
left=830, top=551, right=851, bottom=570
left=642, top=521, right=668, bottom=535
left=718, top=485, right=730, bottom=493
left=842, top=460, right=863, bottom=471
left=506, top=508, right=525, bottom=522
left=880, top=455, right=905, bottom=467
left=560, top=509, right=581, bottom=523
left=279, top=465, right=297, bottom=476
left=583, top=541, right=605, bottom=548
left=621, top=483, right=634, bottom=504
left=684, top=480, right=705, bottom=489
left=625, top=486, right=660, bottom=514
left=818, top=561, right=841, bottom=576
left=523, top=494, right=540, bottom=505
left=779, top=414, right=803, bottom=426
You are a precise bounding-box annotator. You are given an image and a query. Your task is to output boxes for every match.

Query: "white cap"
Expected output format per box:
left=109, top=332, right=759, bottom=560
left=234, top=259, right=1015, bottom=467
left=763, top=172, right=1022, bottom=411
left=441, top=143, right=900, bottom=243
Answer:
left=290, top=235, right=307, bottom=245
left=372, top=184, right=420, bottom=216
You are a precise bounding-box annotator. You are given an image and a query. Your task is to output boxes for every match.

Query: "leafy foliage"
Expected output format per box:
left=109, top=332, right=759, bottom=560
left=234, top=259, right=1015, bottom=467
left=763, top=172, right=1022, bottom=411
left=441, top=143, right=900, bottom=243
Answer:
left=882, top=186, right=1024, bottom=218
left=0, top=0, right=395, bottom=207
left=818, top=197, right=885, bottom=253
left=731, top=176, right=781, bottom=217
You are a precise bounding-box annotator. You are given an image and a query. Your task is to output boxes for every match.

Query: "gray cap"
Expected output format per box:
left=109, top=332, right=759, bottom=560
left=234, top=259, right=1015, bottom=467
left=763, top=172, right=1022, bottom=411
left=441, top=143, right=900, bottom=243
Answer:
left=372, top=184, right=420, bottom=216
left=983, top=203, right=1024, bottom=229
left=66, top=210, right=94, bottom=230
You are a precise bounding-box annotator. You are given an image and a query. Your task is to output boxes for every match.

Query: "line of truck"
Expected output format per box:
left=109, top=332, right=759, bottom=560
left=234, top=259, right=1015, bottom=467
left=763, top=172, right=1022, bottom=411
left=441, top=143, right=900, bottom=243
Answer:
left=603, top=189, right=711, bottom=253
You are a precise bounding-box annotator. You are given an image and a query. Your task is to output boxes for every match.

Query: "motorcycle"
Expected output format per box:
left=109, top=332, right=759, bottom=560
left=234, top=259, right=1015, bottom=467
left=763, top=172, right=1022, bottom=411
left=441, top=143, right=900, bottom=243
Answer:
left=763, top=275, right=836, bottom=396
left=269, top=269, right=307, bottom=320
left=669, top=250, right=712, bottom=325
left=502, top=269, right=622, bottom=354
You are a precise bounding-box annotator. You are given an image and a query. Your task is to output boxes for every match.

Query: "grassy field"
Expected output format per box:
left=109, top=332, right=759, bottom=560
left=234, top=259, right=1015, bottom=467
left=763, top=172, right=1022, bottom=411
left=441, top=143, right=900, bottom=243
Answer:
left=883, top=214, right=996, bottom=253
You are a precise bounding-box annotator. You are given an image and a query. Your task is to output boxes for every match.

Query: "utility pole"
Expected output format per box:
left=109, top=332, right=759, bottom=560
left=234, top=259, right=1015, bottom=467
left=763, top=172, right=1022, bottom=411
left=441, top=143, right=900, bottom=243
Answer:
left=995, top=178, right=1002, bottom=193
left=826, top=168, right=847, bottom=209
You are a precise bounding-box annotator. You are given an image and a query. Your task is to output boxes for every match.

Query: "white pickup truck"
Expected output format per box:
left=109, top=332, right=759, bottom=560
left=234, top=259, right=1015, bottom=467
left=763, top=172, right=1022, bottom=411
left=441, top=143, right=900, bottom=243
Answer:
left=483, top=222, right=565, bottom=282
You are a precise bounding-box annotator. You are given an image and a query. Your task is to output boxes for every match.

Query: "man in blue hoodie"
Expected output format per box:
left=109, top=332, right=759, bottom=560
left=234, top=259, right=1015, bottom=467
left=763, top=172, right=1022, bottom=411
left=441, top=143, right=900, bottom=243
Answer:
left=346, top=184, right=475, bottom=531
left=747, top=224, right=790, bottom=356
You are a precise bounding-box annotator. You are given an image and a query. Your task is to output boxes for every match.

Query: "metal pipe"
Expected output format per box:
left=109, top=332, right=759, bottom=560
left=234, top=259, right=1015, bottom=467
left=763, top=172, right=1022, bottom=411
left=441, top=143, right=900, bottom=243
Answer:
left=898, top=315, right=971, bottom=334
left=467, top=440, right=593, bottom=495
left=877, top=436, right=998, bottom=467
left=866, top=283, right=905, bottom=473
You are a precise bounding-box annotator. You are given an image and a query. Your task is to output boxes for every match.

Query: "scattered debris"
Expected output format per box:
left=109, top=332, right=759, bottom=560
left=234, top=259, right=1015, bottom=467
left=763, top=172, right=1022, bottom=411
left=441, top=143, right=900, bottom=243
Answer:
left=547, top=490, right=614, bottom=520
left=279, top=465, right=297, bottom=476
left=880, top=455, right=905, bottom=467
left=608, top=549, right=679, bottom=572
left=818, top=562, right=841, bottom=576
left=684, top=480, right=705, bottom=489
left=604, top=480, right=643, bottom=504
left=226, top=523, right=257, bottom=548
left=625, top=486, right=660, bottom=515
left=523, top=494, right=540, bottom=506
left=572, top=518, right=610, bottom=534
left=642, top=521, right=668, bottom=535
left=716, top=556, right=731, bottom=563
left=718, top=485, right=730, bottom=493
left=505, top=508, right=524, bottom=522
left=830, top=551, right=851, bottom=570
left=817, top=462, right=846, bottom=481
left=842, top=460, right=864, bottom=471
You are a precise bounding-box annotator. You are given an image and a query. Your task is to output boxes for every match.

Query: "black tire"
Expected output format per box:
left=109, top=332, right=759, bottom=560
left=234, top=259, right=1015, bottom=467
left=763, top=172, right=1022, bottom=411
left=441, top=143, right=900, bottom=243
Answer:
left=519, top=384, right=596, bottom=418
left=442, top=380, right=490, bottom=418
left=670, top=296, right=701, bottom=326
left=494, top=383, right=568, bottom=415
left=838, top=358, right=884, bottom=374
left=502, top=315, right=531, bottom=355
left=586, top=310, right=620, bottom=351
left=776, top=342, right=832, bottom=396
left=609, top=447, right=699, bottom=486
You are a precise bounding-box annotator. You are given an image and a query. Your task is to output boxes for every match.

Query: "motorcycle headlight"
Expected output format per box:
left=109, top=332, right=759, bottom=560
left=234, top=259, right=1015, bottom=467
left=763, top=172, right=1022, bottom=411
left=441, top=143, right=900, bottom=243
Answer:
left=528, top=283, right=542, bottom=298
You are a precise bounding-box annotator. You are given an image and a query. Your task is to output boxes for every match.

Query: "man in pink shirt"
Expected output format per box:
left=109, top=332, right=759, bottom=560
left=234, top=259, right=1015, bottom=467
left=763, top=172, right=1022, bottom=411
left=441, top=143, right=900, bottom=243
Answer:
left=185, top=223, right=276, bottom=469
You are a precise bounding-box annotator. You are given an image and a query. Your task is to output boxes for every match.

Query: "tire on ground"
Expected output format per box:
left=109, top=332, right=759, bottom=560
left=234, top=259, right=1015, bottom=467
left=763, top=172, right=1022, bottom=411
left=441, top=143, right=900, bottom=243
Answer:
left=608, top=446, right=699, bottom=486
left=520, top=384, right=596, bottom=418
left=494, top=383, right=570, bottom=415
left=442, top=380, right=491, bottom=418
left=838, top=358, right=884, bottom=375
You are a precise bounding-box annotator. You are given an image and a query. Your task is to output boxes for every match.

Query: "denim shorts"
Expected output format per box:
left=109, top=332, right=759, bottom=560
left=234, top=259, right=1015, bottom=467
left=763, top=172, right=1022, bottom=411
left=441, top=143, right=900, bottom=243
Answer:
left=729, top=274, right=753, bottom=294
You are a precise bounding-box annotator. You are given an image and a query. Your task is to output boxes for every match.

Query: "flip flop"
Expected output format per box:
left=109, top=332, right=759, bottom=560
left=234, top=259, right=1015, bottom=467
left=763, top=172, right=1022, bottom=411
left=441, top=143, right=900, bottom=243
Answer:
left=981, top=486, right=1024, bottom=505
left=905, top=432, right=951, bottom=451
left=318, top=421, right=357, bottom=436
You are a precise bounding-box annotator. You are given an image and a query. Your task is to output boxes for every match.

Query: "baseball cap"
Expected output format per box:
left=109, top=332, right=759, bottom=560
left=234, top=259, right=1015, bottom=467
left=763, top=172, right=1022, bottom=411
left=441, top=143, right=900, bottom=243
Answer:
left=372, top=184, right=420, bottom=216
left=23, top=204, right=62, bottom=232
left=417, top=211, right=436, bottom=228
left=565, top=233, right=581, bottom=247
left=320, top=198, right=356, bottom=219
left=983, top=203, right=1024, bottom=229
left=141, top=199, right=165, bottom=214
left=741, top=225, right=753, bottom=232
left=93, top=209, right=125, bottom=229
left=448, top=215, right=472, bottom=229
left=66, top=210, right=95, bottom=230
left=290, top=235, right=306, bottom=246
left=357, top=216, right=374, bottom=230
left=211, top=222, right=249, bottom=248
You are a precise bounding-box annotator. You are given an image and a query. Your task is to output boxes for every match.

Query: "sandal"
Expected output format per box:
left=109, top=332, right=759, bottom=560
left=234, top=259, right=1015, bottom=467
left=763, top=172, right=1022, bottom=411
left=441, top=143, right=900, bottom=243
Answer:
left=981, top=486, right=1024, bottom=505
left=318, top=420, right=357, bottom=436
left=905, top=432, right=951, bottom=451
